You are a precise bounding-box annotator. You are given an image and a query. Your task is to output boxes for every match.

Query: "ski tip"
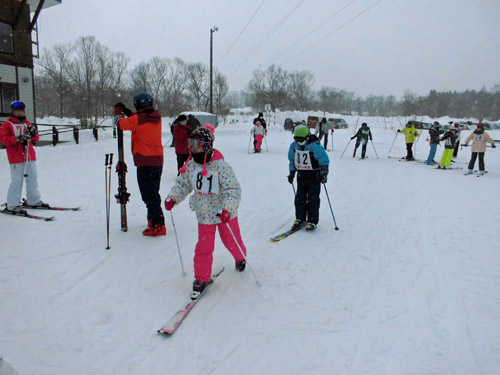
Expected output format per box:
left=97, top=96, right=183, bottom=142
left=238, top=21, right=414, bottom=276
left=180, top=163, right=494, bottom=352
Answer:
left=157, top=329, right=173, bottom=335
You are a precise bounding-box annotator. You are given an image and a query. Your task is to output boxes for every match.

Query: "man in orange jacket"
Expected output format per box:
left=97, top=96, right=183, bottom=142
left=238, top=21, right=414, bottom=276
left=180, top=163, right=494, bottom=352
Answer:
left=115, top=93, right=166, bottom=236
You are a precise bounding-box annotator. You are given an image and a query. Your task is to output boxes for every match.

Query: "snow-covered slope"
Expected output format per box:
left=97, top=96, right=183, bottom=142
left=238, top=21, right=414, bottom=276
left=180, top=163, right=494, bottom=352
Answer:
left=1, top=117, right=499, bottom=375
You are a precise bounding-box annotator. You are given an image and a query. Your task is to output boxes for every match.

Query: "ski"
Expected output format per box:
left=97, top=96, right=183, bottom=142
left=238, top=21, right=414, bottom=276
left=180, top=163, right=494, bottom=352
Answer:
left=114, top=107, right=130, bottom=232
left=270, top=222, right=306, bottom=242
left=158, top=267, right=225, bottom=336
left=21, top=199, right=80, bottom=211
left=0, top=208, right=54, bottom=221
left=436, top=166, right=463, bottom=170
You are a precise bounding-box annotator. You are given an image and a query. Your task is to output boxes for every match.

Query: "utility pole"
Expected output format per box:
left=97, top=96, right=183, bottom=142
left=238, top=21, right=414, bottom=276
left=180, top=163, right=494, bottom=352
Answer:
left=210, top=26, right=218, bottom=114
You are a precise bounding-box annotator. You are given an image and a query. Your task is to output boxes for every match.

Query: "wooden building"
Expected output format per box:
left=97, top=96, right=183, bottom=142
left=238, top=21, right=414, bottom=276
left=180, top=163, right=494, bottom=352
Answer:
left=0, top=0, right=61, bottom=123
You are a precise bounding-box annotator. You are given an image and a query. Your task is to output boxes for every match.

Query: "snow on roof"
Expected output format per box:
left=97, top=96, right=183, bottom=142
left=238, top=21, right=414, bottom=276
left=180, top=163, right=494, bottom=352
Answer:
left=180, top=112, right=215, bottom=116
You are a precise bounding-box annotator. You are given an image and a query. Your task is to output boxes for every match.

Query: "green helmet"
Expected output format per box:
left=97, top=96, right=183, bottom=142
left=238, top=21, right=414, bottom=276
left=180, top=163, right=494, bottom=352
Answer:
left=294, top=125, right=309, bottom=138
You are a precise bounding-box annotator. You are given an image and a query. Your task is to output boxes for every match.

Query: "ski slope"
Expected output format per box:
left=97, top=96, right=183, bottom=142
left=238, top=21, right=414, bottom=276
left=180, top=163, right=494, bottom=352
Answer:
left=1, top=116, right=500, bottom=375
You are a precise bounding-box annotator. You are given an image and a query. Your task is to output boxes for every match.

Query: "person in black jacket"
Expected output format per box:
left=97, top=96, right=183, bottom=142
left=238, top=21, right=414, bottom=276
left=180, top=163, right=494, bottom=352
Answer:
left=426, top=122, right=444, bottom=165
left=350, top=123, right=372, bottom=159
left=253, top=112, right=267, bottom=131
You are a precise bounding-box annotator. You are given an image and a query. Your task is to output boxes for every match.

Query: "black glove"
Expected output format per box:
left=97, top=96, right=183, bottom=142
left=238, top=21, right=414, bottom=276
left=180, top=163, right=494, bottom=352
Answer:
left=287, top=171, right=295, bottom=184
left=27, top=126, right=38, bottom=138
left=397, top=129, right=401, bottom=133
left=463, top=144, right=469, bottom=147
left=370, top=137, right=373, bottom=141
left=321, top=174, right=328, bottom=184
left=17, top=134, right=31, bottom=143
left=492, top=144, right=496, bottom=148
left=350, top=136, right=355, bottom=140
left=115, top=103, right=132, bottom=117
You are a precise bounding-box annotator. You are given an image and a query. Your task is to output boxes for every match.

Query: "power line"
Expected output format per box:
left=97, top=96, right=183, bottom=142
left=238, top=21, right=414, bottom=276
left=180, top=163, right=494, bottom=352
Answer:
left=280, top=0, right=384, bottom=66
left=228, top=0, right=307, bottom=76
left=264, top=0, right=357, bottom=66
left=217, top=0, right=267, bottom=65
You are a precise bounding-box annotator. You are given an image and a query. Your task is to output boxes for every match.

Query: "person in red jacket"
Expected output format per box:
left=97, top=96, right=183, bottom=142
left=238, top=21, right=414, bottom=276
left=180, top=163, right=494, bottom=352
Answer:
left=173, top=114, right=192, bottom=174
left=115, top=93, right=166, bottom=236
left=0, top=101, right=45, bottom=212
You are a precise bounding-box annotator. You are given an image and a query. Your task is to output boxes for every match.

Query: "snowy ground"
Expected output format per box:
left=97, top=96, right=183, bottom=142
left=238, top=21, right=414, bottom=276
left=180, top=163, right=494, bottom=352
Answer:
left=1, top=115, right=500, bottom=375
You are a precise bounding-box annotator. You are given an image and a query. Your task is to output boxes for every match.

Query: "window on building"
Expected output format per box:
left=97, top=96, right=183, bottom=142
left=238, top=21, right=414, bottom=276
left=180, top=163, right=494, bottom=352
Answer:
left=0, top=22, right=13, bottom=54
left=0, top=83, right=17, bottom=114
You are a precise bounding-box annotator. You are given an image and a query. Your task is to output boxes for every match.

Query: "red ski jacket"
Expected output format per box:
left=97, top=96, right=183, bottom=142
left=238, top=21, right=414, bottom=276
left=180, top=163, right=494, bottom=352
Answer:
left=173, top=123, right=192, bottom=154
left=0, top=116, right=39, bottom=164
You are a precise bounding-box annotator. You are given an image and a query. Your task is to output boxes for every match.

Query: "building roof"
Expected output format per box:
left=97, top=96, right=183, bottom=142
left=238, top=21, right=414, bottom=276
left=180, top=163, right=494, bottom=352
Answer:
left=27, top=0, right=62, bottom=11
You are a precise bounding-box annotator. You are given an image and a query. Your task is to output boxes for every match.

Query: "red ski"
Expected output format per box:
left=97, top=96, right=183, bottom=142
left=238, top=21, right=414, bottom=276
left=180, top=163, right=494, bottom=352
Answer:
left=158, top=267, right=224, bottom=335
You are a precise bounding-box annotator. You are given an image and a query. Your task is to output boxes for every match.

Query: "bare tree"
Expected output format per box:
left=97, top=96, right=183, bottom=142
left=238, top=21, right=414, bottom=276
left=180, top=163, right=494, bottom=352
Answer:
left=288, top=71, right=314, bottom=111
left=38, top=43, right=73, bottom=118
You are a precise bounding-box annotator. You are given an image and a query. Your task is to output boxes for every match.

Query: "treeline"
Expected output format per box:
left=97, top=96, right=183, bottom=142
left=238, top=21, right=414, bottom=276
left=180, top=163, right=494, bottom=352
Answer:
left=35, top=36, right=230, bottom=126
left=35, top=38, right=500, bottom=123
left=239, top=64, right=500, bottom=120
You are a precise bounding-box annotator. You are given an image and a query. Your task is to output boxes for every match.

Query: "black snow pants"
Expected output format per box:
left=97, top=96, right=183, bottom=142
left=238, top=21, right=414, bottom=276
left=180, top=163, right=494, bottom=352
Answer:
left=295, top=183, right=321, bottom=225
left=355, top=139, right=368, bottom=158
left=406, top=143, right=414, bottom=160
left=176, top=154, right=189, bottom=175
left=137, top=166, right=165, bottom=226
left=468, top=152, right=485, bottom=171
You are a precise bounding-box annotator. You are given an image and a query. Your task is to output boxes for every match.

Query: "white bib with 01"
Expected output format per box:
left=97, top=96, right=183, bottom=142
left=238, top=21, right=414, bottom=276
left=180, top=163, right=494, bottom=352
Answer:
left=192, top=167, right=220, bottom=195
left=295, top=150, right=314, bottom=170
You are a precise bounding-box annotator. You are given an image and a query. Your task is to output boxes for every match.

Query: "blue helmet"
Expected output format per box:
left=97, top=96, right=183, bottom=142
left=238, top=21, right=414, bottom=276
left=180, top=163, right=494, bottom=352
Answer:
left=11, top=101, right=26, bottom=110
left=133, top=92, right=153, bottom=110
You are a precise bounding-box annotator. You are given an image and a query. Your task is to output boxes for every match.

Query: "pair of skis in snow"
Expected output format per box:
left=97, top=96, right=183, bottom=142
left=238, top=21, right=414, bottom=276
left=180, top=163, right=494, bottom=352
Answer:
left=0, top=201, right=80, bottom=221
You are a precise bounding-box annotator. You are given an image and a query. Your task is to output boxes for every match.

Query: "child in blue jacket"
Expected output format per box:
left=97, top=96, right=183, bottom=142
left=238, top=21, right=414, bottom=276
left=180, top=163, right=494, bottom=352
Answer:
left=287, top=125, right=330, bottom=232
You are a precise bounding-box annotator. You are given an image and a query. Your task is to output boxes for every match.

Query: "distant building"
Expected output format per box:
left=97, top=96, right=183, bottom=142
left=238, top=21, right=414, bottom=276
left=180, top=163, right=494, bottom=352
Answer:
left=0, top=0, right=61, bottom=123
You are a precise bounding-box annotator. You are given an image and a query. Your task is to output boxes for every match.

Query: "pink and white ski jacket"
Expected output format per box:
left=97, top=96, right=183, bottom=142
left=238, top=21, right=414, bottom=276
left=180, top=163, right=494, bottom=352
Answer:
left=167, top=149, right=241, bottom=225
left=0, top=116, right=39, bottom=164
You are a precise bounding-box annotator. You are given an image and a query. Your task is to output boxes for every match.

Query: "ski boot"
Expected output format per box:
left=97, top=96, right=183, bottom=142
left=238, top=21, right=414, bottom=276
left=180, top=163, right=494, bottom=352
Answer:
left=191, top=280, right=210, bottom=300
left=32, top=200, right=49, bottom=208
left=7, top=205, right=24, bottom=213
left=291, top=219, right=304, bottom=231
left=143, top=224, right=166, bottom=237
left=305, top=222, right=317, bottom=232
left=235, top=260, right=246, bottom=272
left=465, top=169, right=474, bottom=175
left=479, top=170, right=486, bottom=176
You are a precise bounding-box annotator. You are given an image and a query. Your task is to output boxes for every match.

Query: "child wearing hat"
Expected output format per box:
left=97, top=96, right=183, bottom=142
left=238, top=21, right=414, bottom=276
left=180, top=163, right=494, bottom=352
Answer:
left=164, top=127, right=247, bottom=300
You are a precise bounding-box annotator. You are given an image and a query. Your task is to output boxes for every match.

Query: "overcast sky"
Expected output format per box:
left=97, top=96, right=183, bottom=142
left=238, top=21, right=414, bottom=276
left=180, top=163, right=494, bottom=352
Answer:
left=37, top=0, right=500, bottom=97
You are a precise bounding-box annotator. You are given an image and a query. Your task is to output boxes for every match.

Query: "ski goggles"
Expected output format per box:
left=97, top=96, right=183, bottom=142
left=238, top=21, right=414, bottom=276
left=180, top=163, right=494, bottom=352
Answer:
left=294, top=136, right=307, bottom=143
left=188, top=138, right=206, bottom=149
left=10, top=101, right=26, bottom=110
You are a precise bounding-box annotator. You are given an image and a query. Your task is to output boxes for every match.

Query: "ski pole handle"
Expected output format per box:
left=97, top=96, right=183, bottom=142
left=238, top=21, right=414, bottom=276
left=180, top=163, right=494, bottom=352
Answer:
left=109, top=153, right=114, bottom=165
left=105, top=153, right=109, bottom=166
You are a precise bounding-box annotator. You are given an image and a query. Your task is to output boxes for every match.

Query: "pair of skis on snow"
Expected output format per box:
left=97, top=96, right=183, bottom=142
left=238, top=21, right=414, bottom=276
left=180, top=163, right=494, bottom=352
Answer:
left=0, top=200, right=80, bottom=221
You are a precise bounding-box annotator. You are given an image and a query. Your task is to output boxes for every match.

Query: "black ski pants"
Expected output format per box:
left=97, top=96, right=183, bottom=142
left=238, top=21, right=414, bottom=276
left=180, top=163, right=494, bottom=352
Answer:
left=406, top=143, right=414, bottom=159
left=137, top=166, right=165, bottom=226
left=468, top=152, right=485, bottom=171
left=295, top=183, right=321, bottom=224
left=319, top=132, right=329, bottom=149
left=355, top=139, right=368, bottom=158
left=176, top=154, right=189, bottom=175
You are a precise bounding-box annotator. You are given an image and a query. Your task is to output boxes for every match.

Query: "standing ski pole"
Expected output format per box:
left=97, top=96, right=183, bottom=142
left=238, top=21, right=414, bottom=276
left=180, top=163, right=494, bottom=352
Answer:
left=414, top=130, right=422, bottom=157
left=388, top=131, right=399, bottom=155
left=105, top=153, right=114, bottom=249
left=247, top=134, right=253, bottom=154
left=340, top=138, right=353, bottom=159
left=292, top=181, right=296, bottom=196
left=323, top=184, right=339, bottom=230
left=225, top=223, right=261, bottom=287
left=371, top=140, right=379, bottom=159
left=170, top=211, right=186, bottom=276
